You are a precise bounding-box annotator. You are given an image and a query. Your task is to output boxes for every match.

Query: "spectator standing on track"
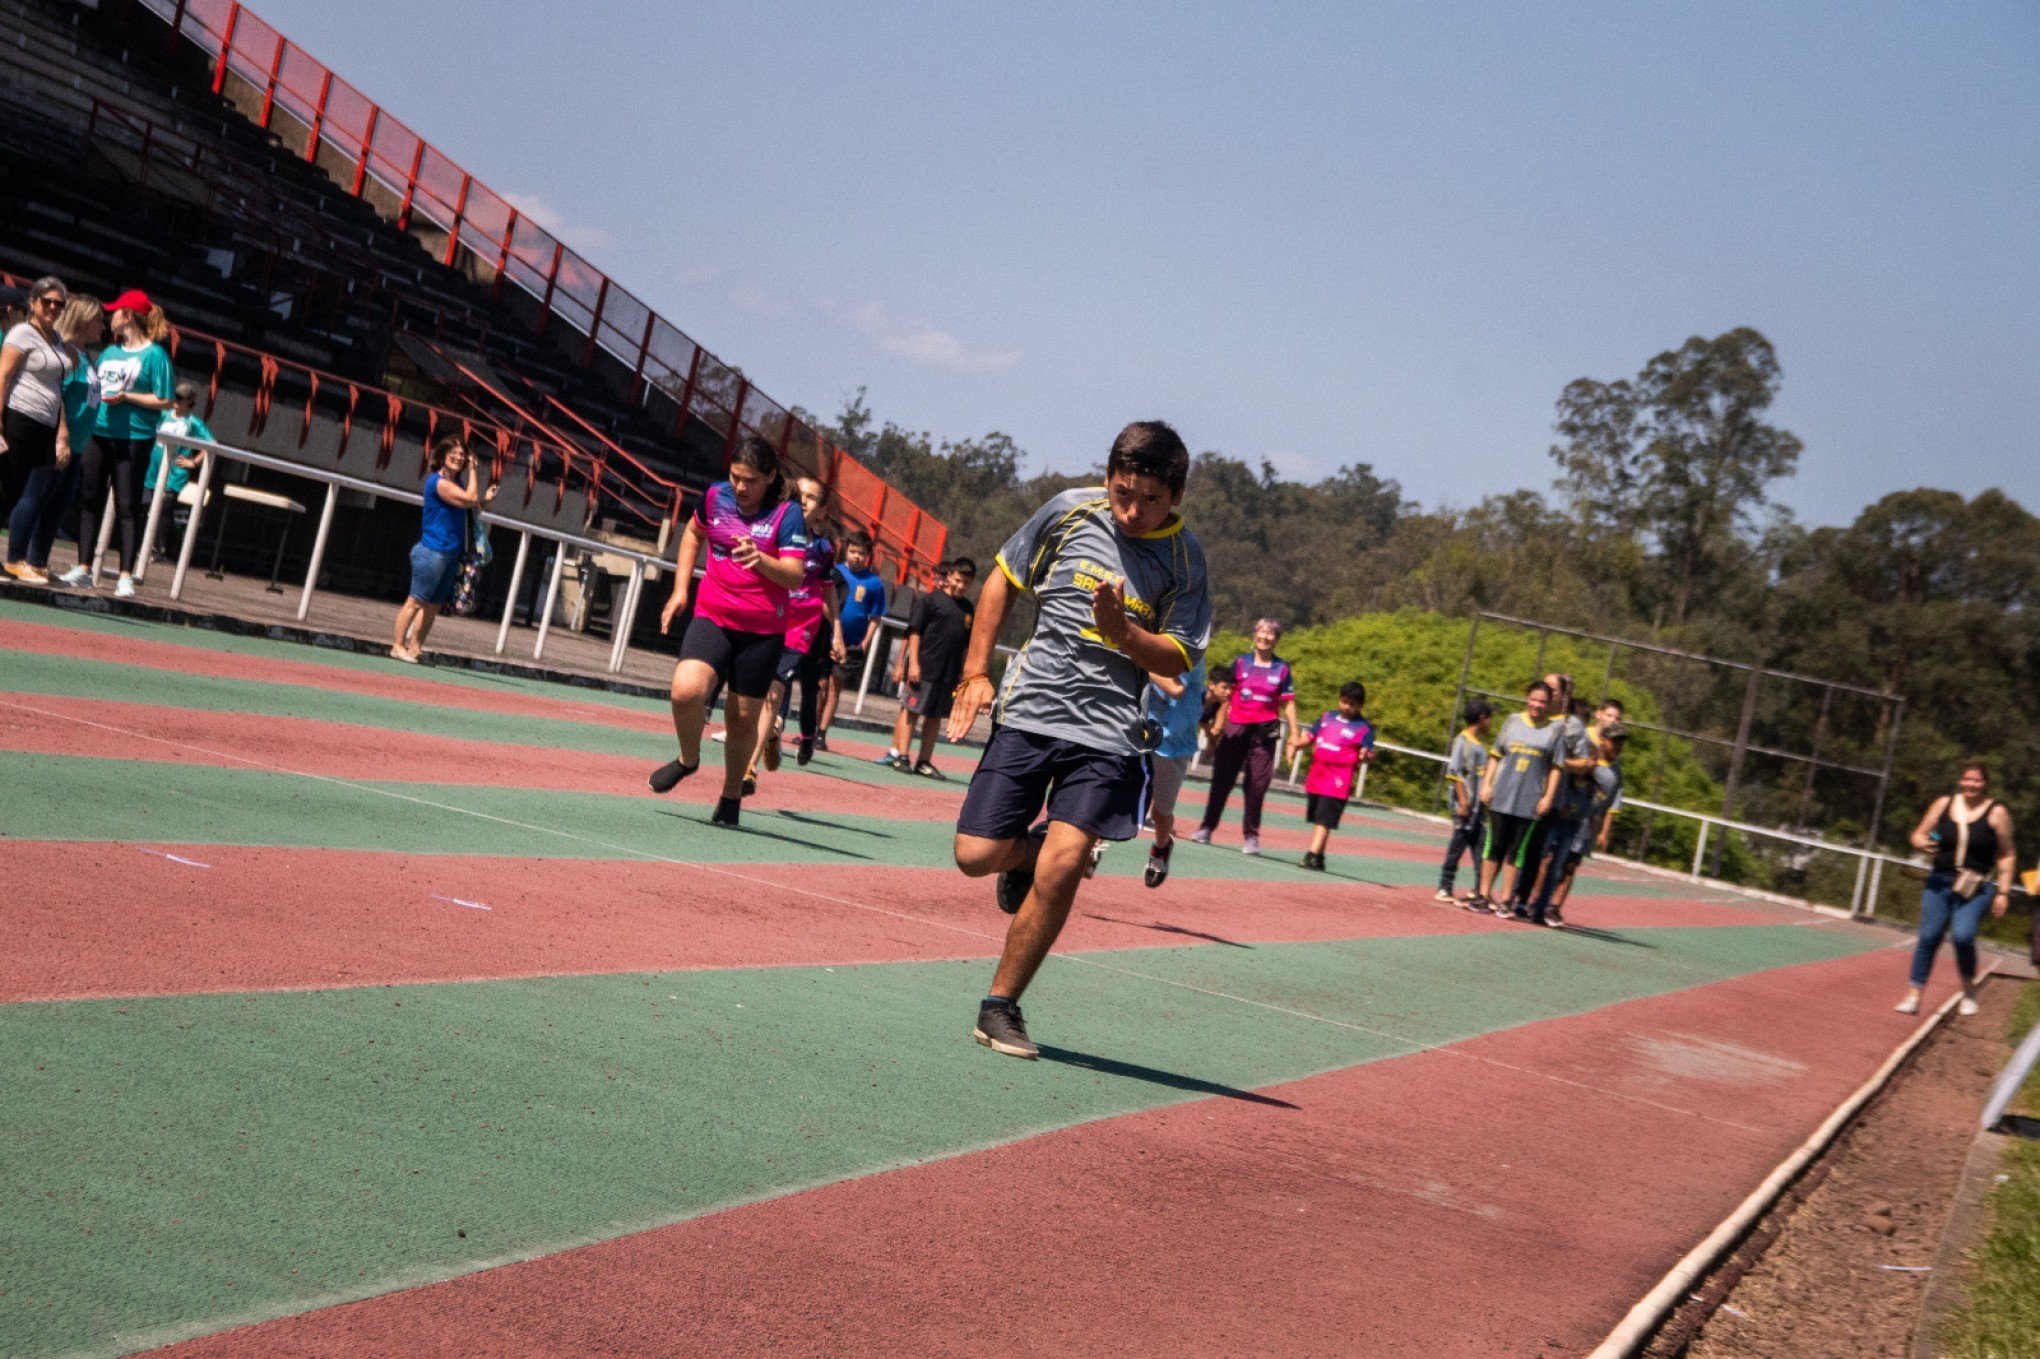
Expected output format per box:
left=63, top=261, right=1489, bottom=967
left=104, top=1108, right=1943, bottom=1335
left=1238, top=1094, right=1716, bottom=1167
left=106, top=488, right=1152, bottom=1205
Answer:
left=62, top=292, right=173, bottom=597
left=392, top=435, right=495, bottom=663
left=1896, top=761, right=2016, bottom=1018
left=1290, top=681, right=1377, bottom=872
left=1197, top=664, right=1234, bottom=768
left=0, top=277, right=75, bottom=572
left=1140, top=657, right=1207, bottom=888
left=819, top=529, right=887, bottom=748
left=650, top=436, right=810, bottom=829
left=1469, top=679, right=1562, bottom=914
left=877, top=558, right=977, bottom=776
left=1524, top=738, right=1599, bottom=927
left=1541, top=721, right=1627, bottom=924
left=1507, top=674, right=1594, bottom=907
left=1435, top=700, right=1494, bottom=902
left=5, top=286, right=98, bottom=585
left=747, top=477, right=844, bottom=780
left=1193, top=619, right=1299, bottom=855
left=947, top=421, right=1211, bottom=1060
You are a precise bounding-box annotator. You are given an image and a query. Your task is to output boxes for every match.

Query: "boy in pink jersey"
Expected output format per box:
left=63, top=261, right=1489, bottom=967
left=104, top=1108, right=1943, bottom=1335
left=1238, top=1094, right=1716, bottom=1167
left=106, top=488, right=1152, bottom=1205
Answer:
left=1290, top=681, right=1377, bottom=870
left=650, top=437, right=809, bottom=828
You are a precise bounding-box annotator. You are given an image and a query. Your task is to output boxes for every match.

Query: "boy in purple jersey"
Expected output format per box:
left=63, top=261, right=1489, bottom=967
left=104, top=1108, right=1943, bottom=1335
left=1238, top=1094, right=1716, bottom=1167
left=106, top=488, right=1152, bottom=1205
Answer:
left=650, top=437, right=809, bottom=828
left=1290, top=681, right=1377, bottom=871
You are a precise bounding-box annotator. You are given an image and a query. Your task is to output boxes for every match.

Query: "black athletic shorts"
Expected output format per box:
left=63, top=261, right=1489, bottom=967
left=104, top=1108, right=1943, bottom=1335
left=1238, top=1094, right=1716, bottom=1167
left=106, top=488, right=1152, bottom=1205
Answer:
left=1483, top=811, right=1540, bottom=864
left=679, top=616, right=781, bottom=699
left=774, top=625, right=833, bottom=687
left=1305, top=792, right=1349, bottom=830
left=957, top=725, right=1149, bottom=843
left=903, top=677, right=956, bottom=721
left=834, top=645, right=868, bottom=686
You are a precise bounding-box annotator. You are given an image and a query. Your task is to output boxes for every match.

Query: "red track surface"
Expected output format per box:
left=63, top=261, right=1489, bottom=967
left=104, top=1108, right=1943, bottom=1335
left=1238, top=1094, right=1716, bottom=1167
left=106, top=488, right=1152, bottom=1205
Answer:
left=142, top=946, right=1936, bottom=1359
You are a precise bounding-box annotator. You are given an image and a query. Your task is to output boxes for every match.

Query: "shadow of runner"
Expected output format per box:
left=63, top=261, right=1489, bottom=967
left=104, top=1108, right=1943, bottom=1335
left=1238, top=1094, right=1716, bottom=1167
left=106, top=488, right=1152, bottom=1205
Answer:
left=775, top=809, right=899, bottom=839
left=1083, top=912, right=1253, bottom=949
left=1037, top=1045, right=1300, bottom=1109
left=1552, top=922, right=1657, bottom=949
left=649, top=807, right=877, bottom=860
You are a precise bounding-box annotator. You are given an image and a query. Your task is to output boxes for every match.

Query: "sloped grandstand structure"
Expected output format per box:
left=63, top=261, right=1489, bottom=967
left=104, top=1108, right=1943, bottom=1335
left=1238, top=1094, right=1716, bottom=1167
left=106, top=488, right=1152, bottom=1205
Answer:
left=0, top=0, right=944, bottom=621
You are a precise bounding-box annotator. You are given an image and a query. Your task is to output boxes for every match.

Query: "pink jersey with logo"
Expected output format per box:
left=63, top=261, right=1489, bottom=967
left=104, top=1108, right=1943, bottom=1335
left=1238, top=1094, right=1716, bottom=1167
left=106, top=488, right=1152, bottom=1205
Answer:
left=1228, top=655, right=1293, bottom=725
left=692, top=482, right=809, bottom=634
left=1303, top=711, right=1375, bottom=800
left=782, top=532, right=838, bottom=653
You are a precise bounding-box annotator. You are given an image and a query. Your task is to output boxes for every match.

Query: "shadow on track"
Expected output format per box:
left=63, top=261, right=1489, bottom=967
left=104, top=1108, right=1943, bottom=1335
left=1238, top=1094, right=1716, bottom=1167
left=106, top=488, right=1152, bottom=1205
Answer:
left=649, top=807, right=876, bottom=860
left=775, top=809, right=899, bottom=839
left=1037, top=1045, right=1299, bottom=1109
left=1083, top=912, right=1253, bottom=949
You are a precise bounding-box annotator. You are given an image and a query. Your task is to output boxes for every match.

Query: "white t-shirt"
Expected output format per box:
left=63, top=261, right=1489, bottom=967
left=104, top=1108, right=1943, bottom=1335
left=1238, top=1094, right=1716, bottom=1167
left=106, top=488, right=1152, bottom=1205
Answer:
left=3, top=322, right=71, bottom=426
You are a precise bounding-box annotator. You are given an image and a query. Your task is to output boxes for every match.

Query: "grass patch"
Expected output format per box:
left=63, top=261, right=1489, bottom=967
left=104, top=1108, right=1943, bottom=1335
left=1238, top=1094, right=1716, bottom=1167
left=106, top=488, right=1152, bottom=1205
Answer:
left=1940, top=981, right=2040, bottom=1359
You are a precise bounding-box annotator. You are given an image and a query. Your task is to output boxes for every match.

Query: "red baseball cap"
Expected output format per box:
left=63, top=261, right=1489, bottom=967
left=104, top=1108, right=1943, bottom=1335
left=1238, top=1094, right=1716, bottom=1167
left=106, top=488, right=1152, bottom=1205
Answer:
left=105, top=289, right=153, bottom=314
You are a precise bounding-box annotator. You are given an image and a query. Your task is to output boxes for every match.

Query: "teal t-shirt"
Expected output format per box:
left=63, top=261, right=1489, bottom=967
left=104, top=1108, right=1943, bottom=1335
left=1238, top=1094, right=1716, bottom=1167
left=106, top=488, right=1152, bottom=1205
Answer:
left=146, top=413, right=214, bottom=494
left=59, top=347, right=100, bottom=455
left=93, top=341, right=175, bottom=441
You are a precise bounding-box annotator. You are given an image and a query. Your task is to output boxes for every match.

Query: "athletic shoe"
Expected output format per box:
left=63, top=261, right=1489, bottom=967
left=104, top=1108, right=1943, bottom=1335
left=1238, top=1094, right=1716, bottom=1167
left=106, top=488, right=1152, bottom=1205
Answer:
left=795, top=737, right=814, bottom=767
left=761, top=733, right=781, bottom=773
left=740, top=775, right=757, bottom=798
left=391, top=648, right=420, bottom=664
left=1144, top=841, right=1172, bottom=888
left=1957, top=994, right=1980, bottom=1017
left=874, top=749, right=902, bottom=767
left=1893, top=995, right=1920, bottom=1015
left=973, top=999, right=1039, bottom=1060
left=710, top=796, right=741, bottom=828
left=1190, top=827, right=1213, bottom=846
left=1491, top=902, right=1515, bottom=919
left=1082, top=843, right=1106, bottom=879
left=1301, top=852, right=1326, bottom=871
left=1543, top=908, right=1564, bottom=929
left=1242, top=835, right=1261, bottom=857
left=57, top=565, right=91, bottom=588
left=814, top=735, right=830, bottom=753
left=913, top=760, right=946, bottom=780
left=1433, top=888, right=1458, bottom=904
left=648, top=759, right=698, bottom=794
left=115, top=574, right=135, bottom=599
left=3, top=560, right=49, bottom=584
left=709, top=729, right=726, bottom=743
left=997, top=862, right=1034, bottom=915
left=1463, top=894, right=1491, bottom=913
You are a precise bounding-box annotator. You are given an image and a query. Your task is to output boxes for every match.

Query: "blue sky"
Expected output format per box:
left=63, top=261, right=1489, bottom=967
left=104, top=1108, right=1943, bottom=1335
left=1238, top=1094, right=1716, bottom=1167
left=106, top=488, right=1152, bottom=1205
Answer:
left=253, top=0, right=2037, bottom=526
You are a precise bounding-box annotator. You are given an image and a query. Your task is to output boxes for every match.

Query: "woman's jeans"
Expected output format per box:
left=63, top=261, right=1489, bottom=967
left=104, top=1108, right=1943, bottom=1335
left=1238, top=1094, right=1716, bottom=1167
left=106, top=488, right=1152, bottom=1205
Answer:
left=6, top=453, right=81, bottom=568
left=1910, top=871, right=1996, bottom=986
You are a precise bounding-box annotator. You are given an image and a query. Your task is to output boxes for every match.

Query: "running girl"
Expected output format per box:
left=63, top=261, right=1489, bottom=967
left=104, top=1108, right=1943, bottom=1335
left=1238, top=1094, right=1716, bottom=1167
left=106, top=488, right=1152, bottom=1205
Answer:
left=651, top=436, right=809, bottom=828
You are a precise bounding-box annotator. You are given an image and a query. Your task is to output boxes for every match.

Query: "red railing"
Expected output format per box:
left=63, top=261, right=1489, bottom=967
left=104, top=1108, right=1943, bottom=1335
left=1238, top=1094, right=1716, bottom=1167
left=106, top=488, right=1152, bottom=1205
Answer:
left=121, top=0, right=947, bottom=583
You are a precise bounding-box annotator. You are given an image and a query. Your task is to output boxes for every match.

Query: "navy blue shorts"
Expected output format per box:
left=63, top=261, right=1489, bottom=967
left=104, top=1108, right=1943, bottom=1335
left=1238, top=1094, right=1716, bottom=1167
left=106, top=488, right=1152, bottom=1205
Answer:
left=957, top=725, right=1149, bottom=843
left=408, top=543, right=461, bottom=607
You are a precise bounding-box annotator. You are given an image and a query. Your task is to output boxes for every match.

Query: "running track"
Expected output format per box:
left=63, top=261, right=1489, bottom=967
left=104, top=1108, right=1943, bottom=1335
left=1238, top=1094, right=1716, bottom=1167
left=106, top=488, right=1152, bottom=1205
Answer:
left=0, top=598, right=1945, bottom=1358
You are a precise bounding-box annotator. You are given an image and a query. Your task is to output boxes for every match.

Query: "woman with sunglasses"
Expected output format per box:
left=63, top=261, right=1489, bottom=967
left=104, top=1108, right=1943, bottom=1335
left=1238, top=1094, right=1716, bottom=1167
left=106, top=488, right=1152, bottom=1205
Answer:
left=59, top=290, right=174, bottom=597
left=6, top=293, right=104, bottom=583
left=0, top=277, right=76, bottom=562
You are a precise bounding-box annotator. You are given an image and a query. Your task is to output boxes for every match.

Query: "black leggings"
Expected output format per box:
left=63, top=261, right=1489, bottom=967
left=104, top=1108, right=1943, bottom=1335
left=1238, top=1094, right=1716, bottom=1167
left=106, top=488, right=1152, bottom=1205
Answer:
left=78, top=435, right=147, bottom=574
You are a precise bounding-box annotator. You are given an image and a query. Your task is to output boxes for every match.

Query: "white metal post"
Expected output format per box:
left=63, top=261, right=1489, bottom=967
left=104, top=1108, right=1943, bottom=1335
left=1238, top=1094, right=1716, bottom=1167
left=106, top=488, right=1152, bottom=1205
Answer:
left=494, top=531, right=531, bottom=655
left=1864, top=855, right=1885, bottom=919
left=136, top=474, right=174, bottom=583
left=1355, top=760, right=1369, bottom=804
left=295, top=483, right=338, bottom=621
left=608, top=562, right=644, bottom=673
left=170, top=452, right=217, bottom=600
left=1849, top=854, right=1870, bottom=916
left=1690, top=821, right=1710, bottom=878
left=533, top=546, right=565, bottom=661
left=853, top=618, right=887, bottom=715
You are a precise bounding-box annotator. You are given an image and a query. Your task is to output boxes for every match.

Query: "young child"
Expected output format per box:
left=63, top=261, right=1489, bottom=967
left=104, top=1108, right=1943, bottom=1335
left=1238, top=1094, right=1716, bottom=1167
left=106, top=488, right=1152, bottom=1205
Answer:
left=143, top=381, right=212, bottom=556
left=878, top=558, right=976, bottom=776
left=819, top=530, right=887, bottom=747
left=1290, top=681, right=1377, bottom=871
left=945, top=421, right=1210, bottom=1059
left=1436, top=700, right=1493, bottom=902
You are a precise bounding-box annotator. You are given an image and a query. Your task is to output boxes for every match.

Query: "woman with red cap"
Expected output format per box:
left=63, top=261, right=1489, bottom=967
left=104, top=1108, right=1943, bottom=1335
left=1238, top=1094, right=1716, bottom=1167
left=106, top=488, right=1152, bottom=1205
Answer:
left=58, top=290, right=172, bottom=597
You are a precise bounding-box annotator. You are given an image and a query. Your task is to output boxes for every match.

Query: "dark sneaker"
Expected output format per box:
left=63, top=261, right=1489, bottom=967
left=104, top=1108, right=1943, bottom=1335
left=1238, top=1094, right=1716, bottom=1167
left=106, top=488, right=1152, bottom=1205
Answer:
left=998, top=826, right=1048, bottom=914
left=974, top=999, right=1039, bottom=1059
left=649, top=759, right=697, bottom=794
left=1144, top=840, right=1172, bottom=888
left=740, top=775, right=757, bottom=798
left=710, top=796, right=741, bottom=828
left=1463, top=895, right=1491, bottom=913
left=795, top=737, right=814, bottom=767
left=814, top=735, right=830, bottom=753
left=1543, top=908, right=1564, bottom=929
left=1301, top=852, right=1326, bottom=871
left=912, top=760, right=947, bottom=780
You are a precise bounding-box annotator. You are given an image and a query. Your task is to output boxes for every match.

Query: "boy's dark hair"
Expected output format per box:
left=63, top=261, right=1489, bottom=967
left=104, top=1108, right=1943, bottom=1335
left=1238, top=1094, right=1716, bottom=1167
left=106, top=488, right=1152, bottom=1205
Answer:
left=1339, top=681, right=1367, bottom=707
left=1209, top=662, right=1237, bottom=688
left=843, top=529, right=873, bottom=554
left=1600, top=696, right=1626, bottom=715
left=943, top=556, right=977, bottom=577
left=1525, top=680, right=1553, bottom=700
left=1106, top=420, right=1190, bottom=495
left=1464, top=699, right=1493, bottom=725
left=729, top=434, right=785, bottom=507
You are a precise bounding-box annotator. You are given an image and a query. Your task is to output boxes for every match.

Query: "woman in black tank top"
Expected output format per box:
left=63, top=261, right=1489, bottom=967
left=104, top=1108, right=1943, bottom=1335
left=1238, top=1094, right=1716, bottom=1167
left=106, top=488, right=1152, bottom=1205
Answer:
left=1896, top=761, right=2016, bottom=1018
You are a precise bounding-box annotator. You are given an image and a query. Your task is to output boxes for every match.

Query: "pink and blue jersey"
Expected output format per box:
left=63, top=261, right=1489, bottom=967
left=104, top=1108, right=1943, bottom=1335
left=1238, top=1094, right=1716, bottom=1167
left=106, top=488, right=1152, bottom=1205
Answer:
left=1228, top=655, right=1294, bottom=725
left=691, top=482, right=809, bottom=634
left=1302, top=710, right=1375, bottom=801
left=783, top=532, right=838, bottom=652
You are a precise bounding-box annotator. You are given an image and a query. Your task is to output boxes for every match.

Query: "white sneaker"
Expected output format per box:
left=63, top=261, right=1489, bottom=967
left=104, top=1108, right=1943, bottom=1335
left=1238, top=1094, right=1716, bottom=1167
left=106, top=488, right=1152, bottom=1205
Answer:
left=1242, top=835, right=1261, bottom=857
left=115, top=574, right=136, bottom=599
left=1190, top=827, right=1212, bottom=846
left=1894, top=995, right=1920, bottom=1015
left=57, top=565, right=91, bottom=588
left=1957, top=994, right=1980, bottom=1017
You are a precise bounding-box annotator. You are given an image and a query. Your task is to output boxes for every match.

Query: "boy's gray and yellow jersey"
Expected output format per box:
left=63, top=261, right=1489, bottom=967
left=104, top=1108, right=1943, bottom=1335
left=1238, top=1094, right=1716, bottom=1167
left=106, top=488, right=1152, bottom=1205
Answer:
left=993, top=487, right=1213, bottom=757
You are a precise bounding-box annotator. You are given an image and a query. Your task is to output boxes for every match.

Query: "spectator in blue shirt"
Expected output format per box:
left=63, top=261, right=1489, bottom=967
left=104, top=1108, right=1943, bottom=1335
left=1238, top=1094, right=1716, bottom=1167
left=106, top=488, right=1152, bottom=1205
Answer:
left=817, top=529, right=887, bottom=746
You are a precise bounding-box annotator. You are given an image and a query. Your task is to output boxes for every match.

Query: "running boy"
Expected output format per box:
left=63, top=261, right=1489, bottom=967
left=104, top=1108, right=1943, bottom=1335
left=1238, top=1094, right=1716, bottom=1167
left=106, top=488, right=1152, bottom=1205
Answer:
left=1436, top=700, right=1493, bottom=902
left=878, top=557, right=976, bottom=775
left=948, top=421, right=1211, bottom=1059
left=1290, top=681, right=1376, bottom=871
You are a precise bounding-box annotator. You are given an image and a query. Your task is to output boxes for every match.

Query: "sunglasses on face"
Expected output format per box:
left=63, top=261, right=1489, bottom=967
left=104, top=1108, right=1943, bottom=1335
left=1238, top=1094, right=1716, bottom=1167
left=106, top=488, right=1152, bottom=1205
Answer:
left=33, top=296, right=63, bottom=309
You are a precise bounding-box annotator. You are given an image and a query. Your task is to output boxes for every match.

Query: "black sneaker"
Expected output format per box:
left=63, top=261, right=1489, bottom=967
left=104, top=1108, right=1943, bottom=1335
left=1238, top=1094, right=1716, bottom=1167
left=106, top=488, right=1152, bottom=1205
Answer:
left=740, top=775, right=757, bottom=798
left=973, top=999, right=1039, bottom=1059
left=912, top=760, right=947, bottom=780
left=649, top=759, right=697, bottom=794
left=795, top=737, right=814, bottom=767
left=710, top=796, right=740, bottom=828
left=1543, top=908, right=1564, bottom=929
left=814, top=735, right=830, bottom=753
left=998, top=827, right=1047, bottom=914
left=1301, top=852, right=1326, bottom=871
left=1144, top=840, right=1172, bottom=888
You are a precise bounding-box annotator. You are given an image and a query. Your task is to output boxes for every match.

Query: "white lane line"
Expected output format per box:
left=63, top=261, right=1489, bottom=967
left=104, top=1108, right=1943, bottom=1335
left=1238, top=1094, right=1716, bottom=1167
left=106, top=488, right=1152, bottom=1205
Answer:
left=135, top=846, right=211, bottom=869
left=430, top=895, right=492, bottom=911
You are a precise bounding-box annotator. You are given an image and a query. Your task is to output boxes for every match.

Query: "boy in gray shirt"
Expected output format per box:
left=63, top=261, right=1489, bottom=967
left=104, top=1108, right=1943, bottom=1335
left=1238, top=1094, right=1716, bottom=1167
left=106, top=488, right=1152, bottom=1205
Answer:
left=946, top=421, right=1212, bottom=1060
left=1470, top=679, right=1563, bottom=912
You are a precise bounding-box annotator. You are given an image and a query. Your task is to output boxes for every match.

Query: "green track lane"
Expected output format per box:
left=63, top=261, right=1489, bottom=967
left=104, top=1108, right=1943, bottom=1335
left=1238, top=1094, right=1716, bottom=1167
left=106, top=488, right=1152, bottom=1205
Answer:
left=0, top=923, right=1878, bottom=1358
